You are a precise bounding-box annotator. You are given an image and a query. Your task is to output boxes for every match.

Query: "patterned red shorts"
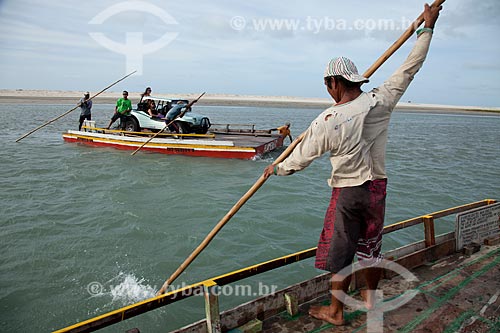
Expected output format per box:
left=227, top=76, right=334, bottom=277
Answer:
left=315, top=179, right=387, bottom=273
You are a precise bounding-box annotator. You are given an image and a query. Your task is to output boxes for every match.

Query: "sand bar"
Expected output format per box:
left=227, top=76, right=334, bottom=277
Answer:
left=1, top=89, right=499, bottom=114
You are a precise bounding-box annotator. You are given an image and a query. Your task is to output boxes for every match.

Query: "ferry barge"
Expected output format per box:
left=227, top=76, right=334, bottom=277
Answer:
left=62, top=123, right=285, bottom=160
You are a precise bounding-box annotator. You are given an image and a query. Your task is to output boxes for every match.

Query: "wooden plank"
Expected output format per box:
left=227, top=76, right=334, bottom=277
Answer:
left=383, top=200, right=496, bottom=235
left=383, top=217, right=422, bottom=234
left=220, top=272, right=331, bottom=330
left=423, top=215, right=436, bottom=247
left=174, top=235, right=489, bottom=333
left=429, top=200, right=494, bottom=219
left=172, top=273, right=332, bottom=333
left=53, top=286, right=203, bottom=333
left=176, top=235, right=458, bottom=332
left=212, top=248, right=316, bottom=286
left=385, top=232, right=455, bottom=260
left=484, top=235, right=500, bottom=246
left=203, top=284, right=222, bottom=333
left=227, top=319, right=263, bottom=333
left=387, top=238, right=457, bottom=278
left=284, top=293, right=299, bottom=317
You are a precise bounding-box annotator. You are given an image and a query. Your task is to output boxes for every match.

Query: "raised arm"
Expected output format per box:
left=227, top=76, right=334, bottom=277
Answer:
left=185, top=92, right=206, bottom=111
left=423, top=2, right=442, bottom=29
left=375, top=3, right=442, bottom=108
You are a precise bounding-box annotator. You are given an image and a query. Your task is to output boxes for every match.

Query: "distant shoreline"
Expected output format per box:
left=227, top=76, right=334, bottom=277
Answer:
left=1, top=89, right=499, bottom=115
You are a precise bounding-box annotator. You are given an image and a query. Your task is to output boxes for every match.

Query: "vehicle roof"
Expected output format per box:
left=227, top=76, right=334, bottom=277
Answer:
left=142, top=96, right=188, bottom=102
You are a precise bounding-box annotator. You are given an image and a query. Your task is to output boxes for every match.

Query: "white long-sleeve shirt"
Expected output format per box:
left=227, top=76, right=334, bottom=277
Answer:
left=275, top=31, right=433, bottom=188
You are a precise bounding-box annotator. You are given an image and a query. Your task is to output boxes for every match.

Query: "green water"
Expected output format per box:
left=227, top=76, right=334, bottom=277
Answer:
left=0, top=104, right=498, bottom=332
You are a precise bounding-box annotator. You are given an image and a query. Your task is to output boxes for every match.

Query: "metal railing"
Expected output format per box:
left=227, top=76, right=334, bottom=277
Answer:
left=53, top=199, right=496, bottom=333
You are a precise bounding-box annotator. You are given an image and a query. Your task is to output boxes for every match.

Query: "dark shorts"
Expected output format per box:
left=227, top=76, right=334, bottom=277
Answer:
left=111, top=112, right=126, bottom=122
left=315, top=179, right=387, bottom=273
left=79, top=114, right=91, bottom=122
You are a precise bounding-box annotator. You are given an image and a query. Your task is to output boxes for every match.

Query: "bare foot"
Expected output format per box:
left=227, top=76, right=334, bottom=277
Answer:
left=360, top=289, right=376, bottom=310
left=308, top=305, right=344, bottom=325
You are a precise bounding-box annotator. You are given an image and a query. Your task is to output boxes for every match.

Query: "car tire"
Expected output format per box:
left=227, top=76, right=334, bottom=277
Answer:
left=175, top=121, right=189, bottom=134
left=124, top=117, right=140, bottom=132
left=195, top=117, right=211, bottom=134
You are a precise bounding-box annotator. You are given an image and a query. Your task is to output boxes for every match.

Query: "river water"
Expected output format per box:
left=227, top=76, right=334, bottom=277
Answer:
left=0, top=103, right=498, bottom=332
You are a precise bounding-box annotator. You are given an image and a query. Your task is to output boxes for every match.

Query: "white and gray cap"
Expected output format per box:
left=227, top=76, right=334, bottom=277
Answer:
left=324, top=56, right=369, bottom=83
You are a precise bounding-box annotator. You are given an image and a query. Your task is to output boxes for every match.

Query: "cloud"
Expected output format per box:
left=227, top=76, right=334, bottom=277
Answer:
left=437, top=0, right=500, bottom=38
left=0, top=0, right=499, bottom=106
left=0, top=19, right=99, bottom=50
left=446, top=0, right=500, bottom=26
left=463, top=63, right=500, bottom=71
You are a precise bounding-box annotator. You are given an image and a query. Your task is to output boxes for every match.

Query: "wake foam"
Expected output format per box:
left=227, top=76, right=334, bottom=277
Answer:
left=108, top=272, right=156, bottom=305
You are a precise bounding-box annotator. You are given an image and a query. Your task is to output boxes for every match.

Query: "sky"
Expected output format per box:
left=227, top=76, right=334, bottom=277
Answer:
left=0, top=0, right=499, bottom=107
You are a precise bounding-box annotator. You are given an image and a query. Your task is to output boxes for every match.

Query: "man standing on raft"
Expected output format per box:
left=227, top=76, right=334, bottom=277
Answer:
left=264, top=3, right=442, bottom=325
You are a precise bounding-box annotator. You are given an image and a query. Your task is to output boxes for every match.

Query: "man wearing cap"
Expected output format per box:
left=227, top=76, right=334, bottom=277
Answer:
left=264, top=4, right=441, bottom=325
left=78, top=92, right=92, bottom=131
left=106, top=90, right=132, bottom=130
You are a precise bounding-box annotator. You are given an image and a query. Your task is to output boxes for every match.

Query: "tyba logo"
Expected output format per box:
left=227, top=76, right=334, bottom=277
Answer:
left=89, top=1, right=179, bottom=75
left=331, top=259, right=420, bottom=333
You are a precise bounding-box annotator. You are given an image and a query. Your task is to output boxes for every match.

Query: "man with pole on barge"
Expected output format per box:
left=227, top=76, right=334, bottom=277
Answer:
left=264, top=3, right=442, bottom=325
left=78, top=91, right=92, bottom=131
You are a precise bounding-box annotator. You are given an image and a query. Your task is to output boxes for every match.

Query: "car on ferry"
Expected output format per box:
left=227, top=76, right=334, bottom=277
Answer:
left=123, top=96, right=211, bottom=134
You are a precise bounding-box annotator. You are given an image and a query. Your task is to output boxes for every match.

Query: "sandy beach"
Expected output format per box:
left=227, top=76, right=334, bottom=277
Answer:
left=0, top=89, right=499, bottom=114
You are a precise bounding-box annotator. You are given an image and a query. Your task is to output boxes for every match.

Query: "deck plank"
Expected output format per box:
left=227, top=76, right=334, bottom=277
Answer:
left=260, top=244, right=500, bottom=333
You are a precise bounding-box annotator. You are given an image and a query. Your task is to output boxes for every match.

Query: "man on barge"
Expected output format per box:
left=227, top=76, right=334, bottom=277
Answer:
left=78, top=91, right=92, bottom=131
left=264, top=3, right=442, bottom=325
left=106, top=90, right=132, bottom=130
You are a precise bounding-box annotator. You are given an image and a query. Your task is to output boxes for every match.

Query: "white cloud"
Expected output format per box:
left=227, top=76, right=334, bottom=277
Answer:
left=0, top=0, right=499, bottom=106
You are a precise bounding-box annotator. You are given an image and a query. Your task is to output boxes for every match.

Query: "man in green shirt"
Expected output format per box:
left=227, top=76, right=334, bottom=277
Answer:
left=106, top=90, right=133, bottom=130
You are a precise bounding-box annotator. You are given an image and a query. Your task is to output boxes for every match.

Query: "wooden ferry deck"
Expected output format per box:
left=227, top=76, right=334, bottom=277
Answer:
left=62, top=126, right=285, bottom=159
left=261, top=243, right=500, bottom=333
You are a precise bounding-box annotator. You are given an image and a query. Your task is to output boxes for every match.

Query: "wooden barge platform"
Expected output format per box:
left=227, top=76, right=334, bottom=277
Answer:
left=62, top=124, right=285, bottom=159
left=259, top=242, right=500, bottom=332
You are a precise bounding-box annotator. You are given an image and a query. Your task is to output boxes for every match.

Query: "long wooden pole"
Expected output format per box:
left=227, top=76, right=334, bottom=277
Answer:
left=157, top=0, right=445, bottom=295
left=15, top=71, right=137, bottom=142
left=130, top=92, right=206, bottom=156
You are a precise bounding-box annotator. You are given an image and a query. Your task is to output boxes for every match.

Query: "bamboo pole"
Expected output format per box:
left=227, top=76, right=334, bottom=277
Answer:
left=157, top=138, right=301, bottom=294
left=157, top=0, right=445, bottom=295
left=15, top=71, right=137, bottom=142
